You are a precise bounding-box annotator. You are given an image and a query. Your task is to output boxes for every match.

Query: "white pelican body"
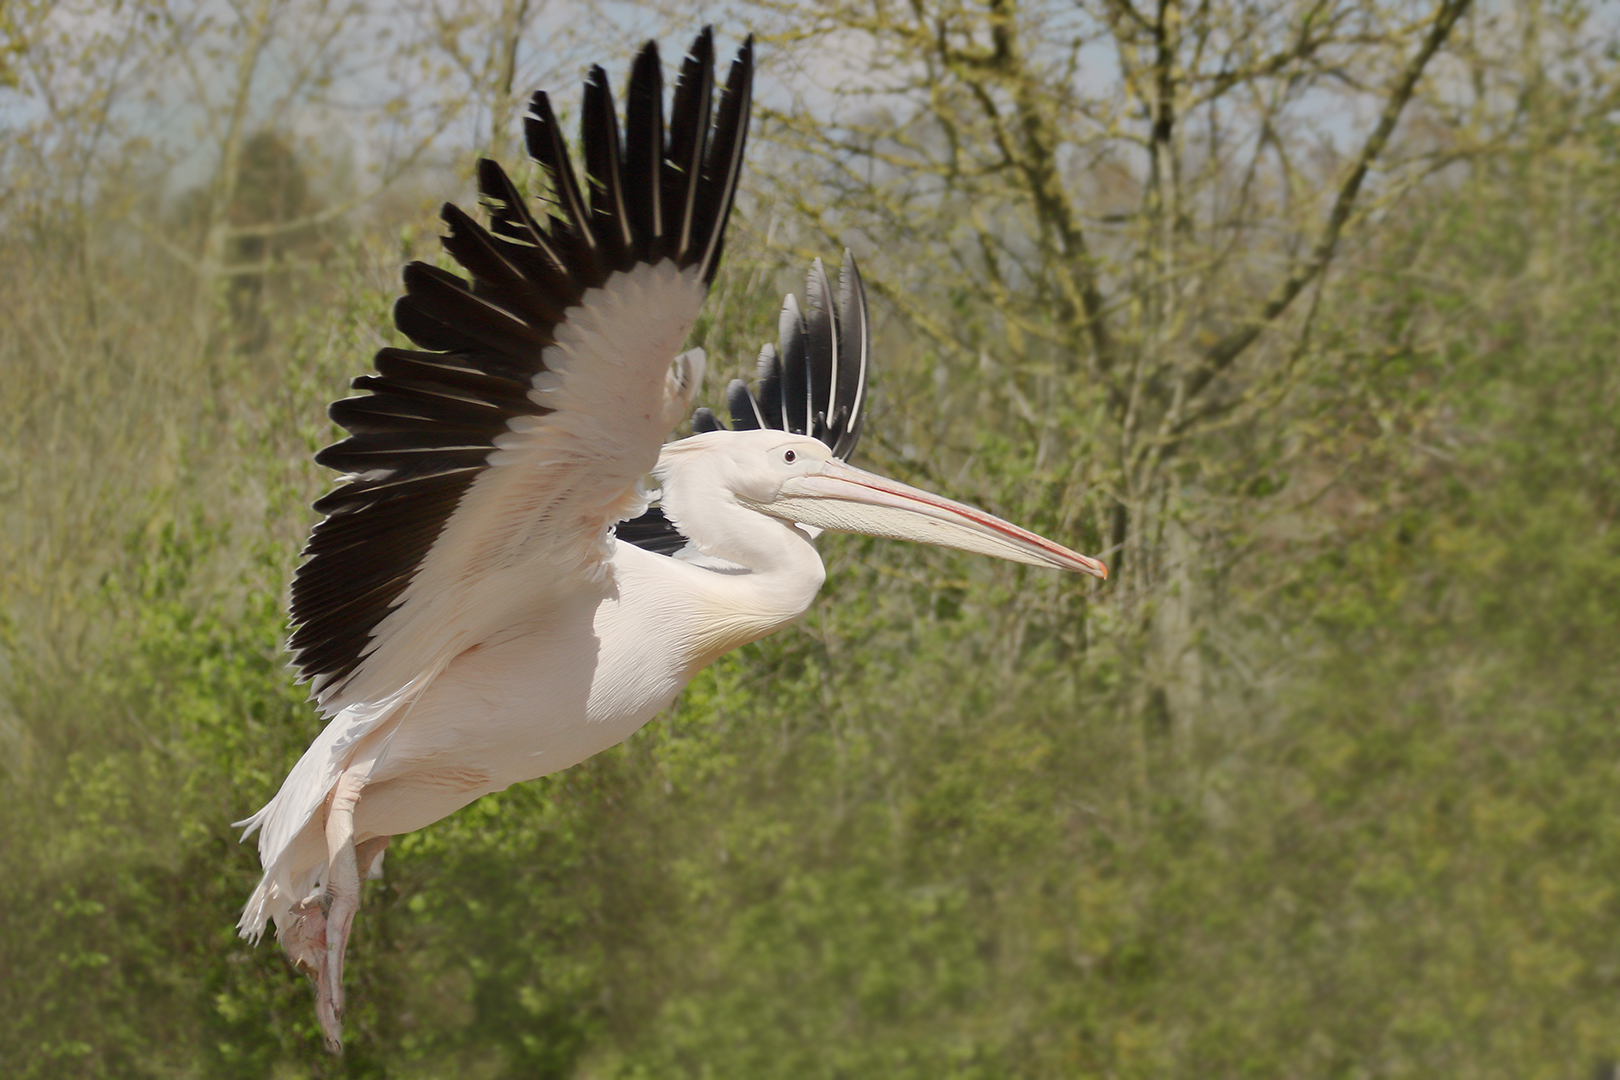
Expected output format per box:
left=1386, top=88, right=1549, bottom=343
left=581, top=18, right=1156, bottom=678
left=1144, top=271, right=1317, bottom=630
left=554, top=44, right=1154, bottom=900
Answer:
left=242, top=457, right=826, bottom=932
left=237, top=31, right=1105, bottom=1051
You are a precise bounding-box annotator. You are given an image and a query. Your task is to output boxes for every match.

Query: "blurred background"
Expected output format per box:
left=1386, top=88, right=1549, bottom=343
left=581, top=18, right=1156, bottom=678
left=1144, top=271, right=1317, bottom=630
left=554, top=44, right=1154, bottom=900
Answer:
left=3, top=0, right=1618, bottom=1076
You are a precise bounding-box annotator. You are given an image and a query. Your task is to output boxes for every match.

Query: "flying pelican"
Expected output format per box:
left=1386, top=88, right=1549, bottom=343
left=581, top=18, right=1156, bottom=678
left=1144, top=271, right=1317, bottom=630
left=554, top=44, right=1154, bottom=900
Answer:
left=235, top=28, right=1106, bottom=1051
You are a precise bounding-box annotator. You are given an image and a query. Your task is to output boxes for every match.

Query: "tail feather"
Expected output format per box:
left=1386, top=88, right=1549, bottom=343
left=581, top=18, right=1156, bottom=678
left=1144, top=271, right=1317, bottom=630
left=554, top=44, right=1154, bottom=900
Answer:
left=235, top=681, right=424, bottom=941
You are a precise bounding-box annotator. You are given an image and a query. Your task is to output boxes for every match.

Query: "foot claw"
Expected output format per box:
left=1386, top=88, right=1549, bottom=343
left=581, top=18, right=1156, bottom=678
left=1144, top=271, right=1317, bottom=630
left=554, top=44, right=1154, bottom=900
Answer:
left=281, top=894, right=329, bottom=976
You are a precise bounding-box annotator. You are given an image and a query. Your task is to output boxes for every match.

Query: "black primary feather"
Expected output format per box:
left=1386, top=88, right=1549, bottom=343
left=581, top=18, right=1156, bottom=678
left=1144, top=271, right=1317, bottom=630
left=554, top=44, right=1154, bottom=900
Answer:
left=688, top=252, right=870, bottom=459
left=292, top=30, right=755, bottom=699
left=778, top=293, right=811, bottom=435
left=474, top=159, right=576, bottom=297
left=726, top=378, right=765, bottom=429
left=802, top=259, right=836, bottom=443
left=692, top=38, right=751, bottom=283
left=524, top=90, right=603, bottom=282
left=664, top=29, right=714, bottom=264
left=830, top=251, right=870, bottom=459
left=755, top=342, right=785, bottom=430
left=624, top=42, right=666, bottom=254
left=581, top=64, right=633, bottom=267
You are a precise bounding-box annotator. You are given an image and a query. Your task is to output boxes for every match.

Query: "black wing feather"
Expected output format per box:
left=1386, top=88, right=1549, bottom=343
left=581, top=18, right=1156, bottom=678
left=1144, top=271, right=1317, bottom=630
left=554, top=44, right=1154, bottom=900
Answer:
left=664, top=29, right=713, bottom=264
left=692, top=39, right=751, bottom=283
left=475, top=159, right=577, bottom=297
left=624, top=41, right=665, bottom=255
left=726, top=378, right=764, bottom=429
left=830, top=252, right=870, bottom=459
left=613, top=505, right=691, bottom=556
left=755, top=343, right=785, bottom=430
left=778, top=294, right=811, bottom=435
left=370, top=348, right=549, bottom=410
left=683, top=251, right=871, bottom=459
left=440, top=203, right=569, bottom=326
left=293, top=29, right=755, bottom=698
left=524, top=91, right=600, bottom=270
left=398, top=262, right=551, bottom=355
left=802, top=259, right=836, bottom=441
left=582, top=64, right=633, bottom=267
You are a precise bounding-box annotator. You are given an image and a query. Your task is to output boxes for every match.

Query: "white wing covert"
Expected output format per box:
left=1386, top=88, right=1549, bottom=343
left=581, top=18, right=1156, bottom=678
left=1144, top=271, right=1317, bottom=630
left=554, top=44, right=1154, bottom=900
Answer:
left=289, top=30, right=754, bottom=712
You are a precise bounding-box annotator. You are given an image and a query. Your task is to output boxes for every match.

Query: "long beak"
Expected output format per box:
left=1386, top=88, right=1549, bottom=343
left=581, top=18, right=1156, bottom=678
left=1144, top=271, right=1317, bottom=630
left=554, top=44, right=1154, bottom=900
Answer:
left=755, top=458, right=1107, bottom=578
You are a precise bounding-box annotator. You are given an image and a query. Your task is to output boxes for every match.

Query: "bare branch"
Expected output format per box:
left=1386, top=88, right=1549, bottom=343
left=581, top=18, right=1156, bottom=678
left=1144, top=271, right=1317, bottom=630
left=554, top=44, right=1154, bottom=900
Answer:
left=1181, top=0, right=1474, bottom=404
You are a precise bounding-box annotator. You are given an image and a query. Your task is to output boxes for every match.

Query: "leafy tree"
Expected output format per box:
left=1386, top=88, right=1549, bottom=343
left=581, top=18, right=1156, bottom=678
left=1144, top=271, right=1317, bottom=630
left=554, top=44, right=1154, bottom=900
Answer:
left=3, top=2, right=1620, bottom=1077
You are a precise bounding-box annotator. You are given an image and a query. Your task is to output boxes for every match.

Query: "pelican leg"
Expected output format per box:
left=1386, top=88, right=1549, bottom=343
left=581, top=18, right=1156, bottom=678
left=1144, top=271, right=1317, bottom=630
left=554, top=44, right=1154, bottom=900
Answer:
left=312, top=767, right=371, bottom=1052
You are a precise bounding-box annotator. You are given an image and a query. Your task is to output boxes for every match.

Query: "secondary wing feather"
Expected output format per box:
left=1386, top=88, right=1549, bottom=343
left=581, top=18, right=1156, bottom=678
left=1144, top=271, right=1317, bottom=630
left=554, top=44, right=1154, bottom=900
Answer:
left=291, top=29, right=754, bottom=710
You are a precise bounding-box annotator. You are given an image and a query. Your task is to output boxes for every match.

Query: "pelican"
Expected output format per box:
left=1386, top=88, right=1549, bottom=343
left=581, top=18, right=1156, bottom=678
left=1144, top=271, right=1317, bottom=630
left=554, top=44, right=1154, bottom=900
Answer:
left=236, top=28, right=1106, bottom=1051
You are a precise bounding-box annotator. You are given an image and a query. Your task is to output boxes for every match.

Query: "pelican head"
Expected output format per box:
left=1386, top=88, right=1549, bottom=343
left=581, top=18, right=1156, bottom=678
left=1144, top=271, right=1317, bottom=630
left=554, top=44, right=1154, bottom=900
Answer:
left=656, top=429, right=1107, bottom=578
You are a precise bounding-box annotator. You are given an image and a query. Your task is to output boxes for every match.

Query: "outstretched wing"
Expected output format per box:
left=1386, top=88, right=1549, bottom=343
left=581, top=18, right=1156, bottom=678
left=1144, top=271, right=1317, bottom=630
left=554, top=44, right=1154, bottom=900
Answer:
left=616, top=252, right=870, bottom=556
left=290, top=30, right=754, bottom=711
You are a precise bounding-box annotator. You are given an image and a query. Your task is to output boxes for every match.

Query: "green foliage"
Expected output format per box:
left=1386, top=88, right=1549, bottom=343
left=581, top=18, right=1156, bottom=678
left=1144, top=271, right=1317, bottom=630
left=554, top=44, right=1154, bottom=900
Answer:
left=5, top=9, right=1620, bottom=1079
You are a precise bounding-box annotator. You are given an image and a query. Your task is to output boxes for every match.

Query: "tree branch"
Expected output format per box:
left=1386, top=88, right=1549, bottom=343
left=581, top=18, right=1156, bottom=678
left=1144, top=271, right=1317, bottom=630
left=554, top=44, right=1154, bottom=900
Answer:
left=1181, top=0, right=1473, bottom=403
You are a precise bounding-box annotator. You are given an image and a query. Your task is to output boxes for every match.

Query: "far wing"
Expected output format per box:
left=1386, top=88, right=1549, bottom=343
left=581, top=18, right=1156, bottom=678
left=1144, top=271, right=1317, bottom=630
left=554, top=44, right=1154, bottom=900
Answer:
left=616, top=252, right=870, bottom=557
left=290, top=30, right=753, bottom=711
left=700, top=252, right=870, bottom=460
